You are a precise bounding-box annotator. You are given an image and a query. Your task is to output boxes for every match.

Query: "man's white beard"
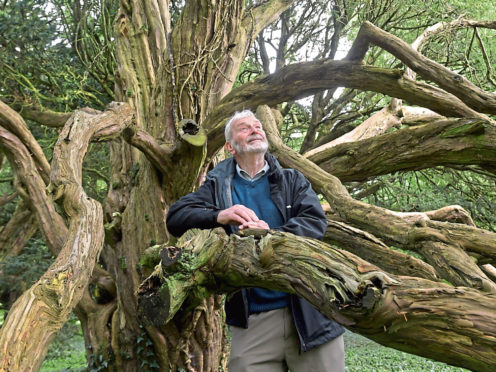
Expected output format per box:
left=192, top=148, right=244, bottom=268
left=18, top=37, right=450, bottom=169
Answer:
left=232, top=139, right=268, bottom=154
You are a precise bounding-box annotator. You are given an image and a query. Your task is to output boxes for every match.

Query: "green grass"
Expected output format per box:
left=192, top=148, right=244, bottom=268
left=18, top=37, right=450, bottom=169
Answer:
left=40, top=353, right=87, bottom=372
left=344, top=331, right=468, bottom=372
left=40, top=318, right=87, bottom=372
left=39, top=327, right=469, bottom=371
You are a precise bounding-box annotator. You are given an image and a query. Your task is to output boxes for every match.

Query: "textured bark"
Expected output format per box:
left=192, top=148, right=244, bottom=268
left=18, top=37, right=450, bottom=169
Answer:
left=259, top=105, right=496, bottom=292
left=94, top=0, right=297, bottom=370
left=3, top=8, right=496, bottom=372
left=323, top=220, right=439, bottom=281
left=0, top=126, right=67, bottom=254
left=204, top=60, right=487, bottom=157
left=0, top=98, right=72, bottom=127
left=306, top=117, right=496, bottom=182
left=0, top=104, right=133, bottom=370
left=303, top=102, right=402, bottom=158
left=0, top=100, right=51, bottom=183
left=140, top=228, right=496, bottom=372
left=348, top=21, right=496, bottom=114
left=0, top=203, right=37, bottom=259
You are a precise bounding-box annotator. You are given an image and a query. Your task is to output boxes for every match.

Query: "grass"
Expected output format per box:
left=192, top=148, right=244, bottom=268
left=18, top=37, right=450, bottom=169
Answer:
left=39, top=326, right=469, bottom=371
left=344, top=331, right=468, bottom=372
left=40, top=318, right=87, bottom=372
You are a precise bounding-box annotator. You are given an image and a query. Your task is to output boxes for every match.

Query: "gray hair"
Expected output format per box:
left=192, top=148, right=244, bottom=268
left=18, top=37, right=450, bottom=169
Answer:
left=224, top=109, right=258, bottom=142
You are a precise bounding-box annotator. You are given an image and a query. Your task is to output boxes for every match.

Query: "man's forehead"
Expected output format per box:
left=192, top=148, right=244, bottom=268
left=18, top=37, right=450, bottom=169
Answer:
left=232, top=116, right=261, bottom=127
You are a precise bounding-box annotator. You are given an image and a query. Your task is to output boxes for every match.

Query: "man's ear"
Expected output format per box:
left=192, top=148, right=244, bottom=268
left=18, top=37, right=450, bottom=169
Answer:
left=225, top=141, right=236, bottom=155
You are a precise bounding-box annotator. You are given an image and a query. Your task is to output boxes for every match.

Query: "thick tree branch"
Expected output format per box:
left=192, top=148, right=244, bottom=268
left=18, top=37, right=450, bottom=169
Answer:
left=348, top=21, right=496, bottom=114
left=139, top=228, right=496, bottom=372
left=0, top=191, right=17, bottom=207
left=0, top=99, right=72, bottom=127
left=0, top=100, right=51, bottom=183
left=306, top=117, right=496, bottom=182
left=204, top=60, right=486, bottom=157
left=257, top=105, right=496, bottom=291
left=304, top=102, right=402, bottom=158
left=0, top=203, right=37, bottom=258
left=122, top=126, right=174, bottom=174
left=243, top=0, right=295, bottom=41
left=324, top=219, right=439, bottom=281
left=304, top=103, right=447, bottom=158
left=0, top=127, right=68, bottom=254
left=0, top=102, right=134, bottom=370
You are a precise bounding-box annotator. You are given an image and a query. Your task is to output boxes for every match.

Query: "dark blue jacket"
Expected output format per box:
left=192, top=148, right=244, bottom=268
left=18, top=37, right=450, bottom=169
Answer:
left=166, top=153, right=344, bottom=351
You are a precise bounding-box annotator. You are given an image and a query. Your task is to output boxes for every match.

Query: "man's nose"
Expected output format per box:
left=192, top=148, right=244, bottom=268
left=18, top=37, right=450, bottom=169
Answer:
left=250, top=126, right=262, bottom=134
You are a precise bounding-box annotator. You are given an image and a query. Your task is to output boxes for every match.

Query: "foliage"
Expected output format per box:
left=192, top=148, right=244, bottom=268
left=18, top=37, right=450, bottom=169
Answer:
left=0, top=236, right=54, bottom=312
left=82, top=142, right=110, bottom=202
left=355, top=168, right=496, bottom=231
left=0, top=0, right=114, bottom=110
left=37, top=329, right=470, bottom=372
left=136, top=325, right=160, bottom=371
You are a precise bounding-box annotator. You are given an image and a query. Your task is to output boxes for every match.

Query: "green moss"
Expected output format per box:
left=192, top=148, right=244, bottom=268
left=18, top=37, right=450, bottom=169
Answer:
left=438, top=121, right=485, bottom=138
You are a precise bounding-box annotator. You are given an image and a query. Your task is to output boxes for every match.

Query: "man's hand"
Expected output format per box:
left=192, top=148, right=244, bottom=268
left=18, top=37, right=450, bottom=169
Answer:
left=217, top=205, right=269, bottom=230
left=239, top=220, right=270, bottom=230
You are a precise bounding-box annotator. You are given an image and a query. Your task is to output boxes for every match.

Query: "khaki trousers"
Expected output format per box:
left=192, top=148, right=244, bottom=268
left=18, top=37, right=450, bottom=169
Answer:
left=229, top=307, right=345, bottom=372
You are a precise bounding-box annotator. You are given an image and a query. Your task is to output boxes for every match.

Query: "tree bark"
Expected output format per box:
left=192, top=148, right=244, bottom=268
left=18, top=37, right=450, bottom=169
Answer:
left=0, top=203, right=37, bottom=259
left=306, top=117, right=496, bottom=182
left=0, top=104, right=133, bottom=370
left=204, top=60, right=488, bottom=158
left=259, top=105, right=496, bottom=291
left=348, top=21, right=496, bottom=114
left=140, top=228, right=496, bottom=372
left=93, top=0, right=298, bottom=370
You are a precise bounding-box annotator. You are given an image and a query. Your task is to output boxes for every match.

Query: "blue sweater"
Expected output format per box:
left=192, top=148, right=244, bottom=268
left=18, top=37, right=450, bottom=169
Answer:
left=232, top=172, right=290, bottom=313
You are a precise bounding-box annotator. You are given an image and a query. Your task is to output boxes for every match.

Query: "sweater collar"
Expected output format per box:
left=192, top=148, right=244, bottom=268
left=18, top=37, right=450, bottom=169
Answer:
left=236, top=161, right=269, bottom=181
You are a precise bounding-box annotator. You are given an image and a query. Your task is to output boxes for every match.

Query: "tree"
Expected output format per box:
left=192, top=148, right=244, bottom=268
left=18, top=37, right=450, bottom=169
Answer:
left=0, top=0, right=496, bottom=371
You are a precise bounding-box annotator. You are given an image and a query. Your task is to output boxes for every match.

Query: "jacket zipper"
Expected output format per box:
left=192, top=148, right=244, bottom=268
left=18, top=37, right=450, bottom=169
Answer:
left=290, top=296, right=307, bottom=352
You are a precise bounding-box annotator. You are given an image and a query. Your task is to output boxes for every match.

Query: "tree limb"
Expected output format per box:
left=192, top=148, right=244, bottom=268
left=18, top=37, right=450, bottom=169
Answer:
left=0, top=102, right=134, bottom=370
left=139, top=228, right=496, bottom=372
left=257, top=105, right=496, bottom=291
left=243, top=0, right=295, bottom=40
left=0, top=100, right=51, bottom=183
left=0, top=202, right=37, bottom=258
left=0, top=126, right=68, bottom=254
left=306, top=117, right=496, bottom=182
left=122, top=126, right=174, bottom=174
left=0, top=99, right=72, bottom=127
left=204, top=60, right=487, bottom=157
left=303, top=102, right=402, bottom=158
left=348, top=21, right=496, bottom=114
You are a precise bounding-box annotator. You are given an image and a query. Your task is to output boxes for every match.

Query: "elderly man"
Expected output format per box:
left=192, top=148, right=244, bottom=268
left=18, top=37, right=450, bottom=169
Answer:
left=166, top=110, right=345, bottom=372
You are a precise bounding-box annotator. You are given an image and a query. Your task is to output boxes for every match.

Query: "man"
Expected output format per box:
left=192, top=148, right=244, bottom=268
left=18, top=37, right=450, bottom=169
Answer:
left=166, top=110, right=345, bottom=372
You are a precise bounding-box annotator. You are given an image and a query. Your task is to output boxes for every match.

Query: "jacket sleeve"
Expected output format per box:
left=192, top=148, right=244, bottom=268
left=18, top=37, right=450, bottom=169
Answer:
left=274, top=171, right=327, bottom=240
left=166, top=179, right=222, bottom=237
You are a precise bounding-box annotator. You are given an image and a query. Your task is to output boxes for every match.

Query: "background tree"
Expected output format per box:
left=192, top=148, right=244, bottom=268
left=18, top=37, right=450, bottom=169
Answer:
left=1, top=0, right=496, bottom=371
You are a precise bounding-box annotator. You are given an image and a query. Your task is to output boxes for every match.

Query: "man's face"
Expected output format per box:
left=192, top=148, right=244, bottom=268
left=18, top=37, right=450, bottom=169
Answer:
left=227, top=115, right=268, bottom=155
